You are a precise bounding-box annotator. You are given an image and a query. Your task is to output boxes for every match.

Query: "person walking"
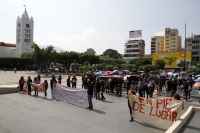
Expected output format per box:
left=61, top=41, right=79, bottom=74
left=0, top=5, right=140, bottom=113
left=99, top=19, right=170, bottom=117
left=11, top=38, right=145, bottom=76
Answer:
left=126, top=87, right=135, bottom=122
left=27, top=76, right=32, bottom=95
left=171, top=80, right=177, bottom=97
left=66, top=76, right=71, bottom=87
left=43, top=80, right=48, bottom=99
left=19, top=76, right=25, bottom=93
left=87, top=79, right=93, bottom=110
left=58, top=75, right=62, bottom=84
left=182, top=80, right=189, bottom=100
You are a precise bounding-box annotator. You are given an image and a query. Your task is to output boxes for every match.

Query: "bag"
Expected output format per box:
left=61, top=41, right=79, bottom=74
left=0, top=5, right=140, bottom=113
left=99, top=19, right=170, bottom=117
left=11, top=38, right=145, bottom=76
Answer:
left=188, top=86, right=192, bottom=92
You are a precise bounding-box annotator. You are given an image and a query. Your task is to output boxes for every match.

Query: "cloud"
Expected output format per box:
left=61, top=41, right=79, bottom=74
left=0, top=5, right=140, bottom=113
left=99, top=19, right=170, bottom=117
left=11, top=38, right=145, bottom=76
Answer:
left=155, top=31, right=165, bottom=36
left=66, top=29, right=99, bottom=40
left=35, top=29, right=100, bottom=53
left=0, top=6, right=6, bottom=11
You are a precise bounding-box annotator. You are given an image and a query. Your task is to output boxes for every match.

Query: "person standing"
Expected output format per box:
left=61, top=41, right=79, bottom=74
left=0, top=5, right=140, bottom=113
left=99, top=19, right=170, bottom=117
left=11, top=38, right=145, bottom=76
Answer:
left=43, top=80, right=48, bottom=99
left=126, top=87, right=135, bottom=122
left=142, top=78, right=148, bottom=98
left=66, top=76, right=71, bottom=87
left=95, top=79, right=101, bottom=100
left=27, top=76, right=32, bottom=95
left=118, top=79, right=123, bottom=97
left=138, top=78, right=143, bottom=97
left=71, top=75, right=77, bottom=88
left=148, top=80, right=153, bottom=98
left=34, top=77, right=40, bottom=96
left=58, top=75, right=62, bottom=84
left=50, top=76, right=57, bottom=98
left=37, top=74, right=41, bottom=83
left=171, top=80, right=177, bottom=97
left=87, top=79, right=93, bottom=110
left=19, top=76, right=25, bottom=93
left=100, top=79, right=105, bottom=101
left=182, top=80, right=189, bottom=100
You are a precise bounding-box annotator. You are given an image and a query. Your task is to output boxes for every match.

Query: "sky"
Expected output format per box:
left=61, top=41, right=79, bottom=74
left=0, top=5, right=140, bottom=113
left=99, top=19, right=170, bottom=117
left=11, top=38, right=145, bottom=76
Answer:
left=1, top=0, right=200, bottom=55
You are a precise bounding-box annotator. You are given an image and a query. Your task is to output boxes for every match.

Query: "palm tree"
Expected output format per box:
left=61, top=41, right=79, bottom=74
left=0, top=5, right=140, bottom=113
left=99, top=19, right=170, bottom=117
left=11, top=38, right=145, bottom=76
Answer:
left=164, top=57, right=177, bottom=70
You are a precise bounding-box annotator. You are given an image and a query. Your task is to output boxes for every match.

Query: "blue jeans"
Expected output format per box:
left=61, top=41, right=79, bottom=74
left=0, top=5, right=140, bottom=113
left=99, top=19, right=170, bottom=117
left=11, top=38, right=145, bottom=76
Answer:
left=72, top=82, right=76, bottom=88
left=171, top=90, right=176, bottom=97
left=139, top=88, right=143, bottom=97
left=84, top=85, right=88, bottom=89
left=184, top=89, right=188, bottom=100
left=88, top=95, right=93, bottom=109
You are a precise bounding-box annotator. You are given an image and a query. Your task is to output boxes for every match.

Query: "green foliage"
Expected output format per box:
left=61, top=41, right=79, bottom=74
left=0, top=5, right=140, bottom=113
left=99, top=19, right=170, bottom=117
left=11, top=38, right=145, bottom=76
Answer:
left=31, top=43, right=57, bottom=76
left=0, top=57, right=33, bottom=69
left=105, top=65, right=113, bottom=71
left=177, top=60, right=190, bottom=70
left=154, top=59, right=165, bottom=69
left=84, top=61, right=90, bottom=66
left=129, top=58, right=151, bottom=69
left=103, top=49, right=121, bottom=59
left=143, top=65, right=155, bottom=73
left=79, top=53, right=100, bottom=65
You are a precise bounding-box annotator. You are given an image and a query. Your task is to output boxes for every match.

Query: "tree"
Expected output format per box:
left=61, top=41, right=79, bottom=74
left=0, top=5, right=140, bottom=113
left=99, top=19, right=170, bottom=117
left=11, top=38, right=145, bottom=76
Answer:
left=154, top=59, right=165, bottom=70
left=164, top=57, right=177, bottom=69
left=79, top=53, right=100, bottom=65
left=31, top=43, right=57, bottom=76
left=129, top=58, right=152, bottom=69
left=103, top=49, right=121, bottom=59
left=57, top=51, right=80, bottom=71
left=191, top=58, right=199, bottom=66
left=177, top=60, right=190, bottom=70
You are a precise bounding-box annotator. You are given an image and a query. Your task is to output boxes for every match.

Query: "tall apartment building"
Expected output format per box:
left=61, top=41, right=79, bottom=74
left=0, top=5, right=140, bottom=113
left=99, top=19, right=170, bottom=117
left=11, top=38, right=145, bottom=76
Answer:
left=191, top=35, right=200, bottom=61
left=165, top=28, right=181, bottom=52
left=124, top=39, right=145, bottom=62
left=186, top=38, right=192, bottom=51
left=151, top=36, right=165, bottom=54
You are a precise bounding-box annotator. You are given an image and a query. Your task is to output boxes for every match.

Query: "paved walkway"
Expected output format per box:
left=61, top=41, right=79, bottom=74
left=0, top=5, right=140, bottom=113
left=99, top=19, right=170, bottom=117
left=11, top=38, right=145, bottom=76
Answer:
left=0, top=71, right=200, bottom=133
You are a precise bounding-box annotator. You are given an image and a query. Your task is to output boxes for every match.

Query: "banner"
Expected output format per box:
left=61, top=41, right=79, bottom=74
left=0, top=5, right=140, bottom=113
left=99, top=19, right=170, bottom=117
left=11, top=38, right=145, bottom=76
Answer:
left=52, top=84, right=88, bottom=108
left=129, top=30, right=142, bottom=38
left=128, top=95, right=183, bottom=129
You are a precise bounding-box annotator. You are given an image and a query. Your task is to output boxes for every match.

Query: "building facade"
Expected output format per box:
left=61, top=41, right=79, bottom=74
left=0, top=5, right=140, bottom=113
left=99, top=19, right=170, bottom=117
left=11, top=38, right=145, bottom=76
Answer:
left=16, top=8, right=34, bottom=57
left=124, top=39, right=145, bottom=62
left=151, top=36, right=165, bottom=54
left=191, top=35, right=200, bottom=61
left=165, top=28, right=181, bottom=52
left=152, top=51, right=191, bottom=68
left=0, top=8, right=34, bottom=57
left=186, top=37, right=192, bottom=51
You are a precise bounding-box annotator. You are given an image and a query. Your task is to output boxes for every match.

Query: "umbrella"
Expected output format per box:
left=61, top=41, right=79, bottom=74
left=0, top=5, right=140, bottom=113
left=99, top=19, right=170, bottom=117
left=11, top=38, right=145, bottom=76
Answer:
left=194, top=78, right=200, bottom=82
left=147, top=76, right=157, bottom=82
left=193, top=82, right=200, bottom=87
left=161, top=73, right=169, bottom=77
left=167, top=72, right=173, bottom=76
left=94, top=71, right=105, bottom=75
left=98, top=76, right=106, bottom=79
left=105, top=71, right=113, bottom=75
left=113, top=75, right=124, bottom=79
left=123, top=75, right=130, bottom=81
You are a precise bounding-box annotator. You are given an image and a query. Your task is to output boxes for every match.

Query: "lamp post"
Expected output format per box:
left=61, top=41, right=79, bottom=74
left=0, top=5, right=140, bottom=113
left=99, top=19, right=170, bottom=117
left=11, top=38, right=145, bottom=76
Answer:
left=10, top=49, right=16, bottom=70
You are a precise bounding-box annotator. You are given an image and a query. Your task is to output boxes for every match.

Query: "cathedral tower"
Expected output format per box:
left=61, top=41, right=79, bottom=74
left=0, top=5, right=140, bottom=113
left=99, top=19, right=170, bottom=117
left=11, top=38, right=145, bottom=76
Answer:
left=16, top=8, right=34, bottom=57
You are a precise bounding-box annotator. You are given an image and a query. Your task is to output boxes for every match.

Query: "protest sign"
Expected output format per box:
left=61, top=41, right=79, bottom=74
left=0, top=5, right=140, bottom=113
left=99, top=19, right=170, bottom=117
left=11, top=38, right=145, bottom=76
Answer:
left=128, top=95, right=183, bottom=129
left=52, top=84, right=88, bottom=108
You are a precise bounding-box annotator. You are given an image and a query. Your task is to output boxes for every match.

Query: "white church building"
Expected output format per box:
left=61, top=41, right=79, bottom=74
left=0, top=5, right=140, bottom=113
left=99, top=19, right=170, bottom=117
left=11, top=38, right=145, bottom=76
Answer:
left=0, top=8, right=34, bottom=57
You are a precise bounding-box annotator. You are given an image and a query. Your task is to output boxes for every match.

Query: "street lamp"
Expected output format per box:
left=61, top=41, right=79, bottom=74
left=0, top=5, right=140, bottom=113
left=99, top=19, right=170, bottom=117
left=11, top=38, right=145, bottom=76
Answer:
left=10, top=49, right=16, bottom=70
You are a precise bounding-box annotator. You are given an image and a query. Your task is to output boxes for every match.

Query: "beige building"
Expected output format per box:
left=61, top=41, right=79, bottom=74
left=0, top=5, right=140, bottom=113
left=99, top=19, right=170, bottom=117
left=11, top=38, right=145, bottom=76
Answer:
left=165, top=28, right=181, bottom=52
left=150, top=36, right=165, bottom=54
left=186, top=37, right=192, bottom=51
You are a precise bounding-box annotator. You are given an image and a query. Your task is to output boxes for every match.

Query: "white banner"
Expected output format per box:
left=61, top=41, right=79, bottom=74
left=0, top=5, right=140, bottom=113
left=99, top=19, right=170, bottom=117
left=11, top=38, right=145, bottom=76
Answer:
left=129, top=30, right=142, bottom=38
left=128, top=95, right=183, bottom=129
left=52, top=84, right=88, bottom=108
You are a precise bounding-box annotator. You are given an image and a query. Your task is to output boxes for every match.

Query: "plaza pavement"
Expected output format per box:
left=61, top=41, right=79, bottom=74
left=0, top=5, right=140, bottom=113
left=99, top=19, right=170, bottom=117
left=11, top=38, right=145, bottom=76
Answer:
left=0, top=71, right=200, bottom=133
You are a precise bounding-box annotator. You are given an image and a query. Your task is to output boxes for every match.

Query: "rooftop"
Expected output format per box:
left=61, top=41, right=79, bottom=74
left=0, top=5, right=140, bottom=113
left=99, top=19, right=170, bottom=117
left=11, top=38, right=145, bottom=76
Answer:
left=0, top=42, right=16, bottom=47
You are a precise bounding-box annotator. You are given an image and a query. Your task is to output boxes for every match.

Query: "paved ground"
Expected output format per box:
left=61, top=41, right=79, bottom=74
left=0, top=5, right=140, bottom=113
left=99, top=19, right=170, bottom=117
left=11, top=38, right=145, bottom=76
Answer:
left=0, top=71, right=200, bottom=133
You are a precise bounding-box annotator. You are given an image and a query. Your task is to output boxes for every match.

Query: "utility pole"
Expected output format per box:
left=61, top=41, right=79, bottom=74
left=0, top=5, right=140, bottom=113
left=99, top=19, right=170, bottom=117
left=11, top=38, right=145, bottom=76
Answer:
left=184, top=23, right=186, bottom=71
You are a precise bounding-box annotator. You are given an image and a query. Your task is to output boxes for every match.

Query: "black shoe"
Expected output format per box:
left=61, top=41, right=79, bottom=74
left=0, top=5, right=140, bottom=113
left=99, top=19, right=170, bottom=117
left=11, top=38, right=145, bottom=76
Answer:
left=129, top=117, right=134, bottom=122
